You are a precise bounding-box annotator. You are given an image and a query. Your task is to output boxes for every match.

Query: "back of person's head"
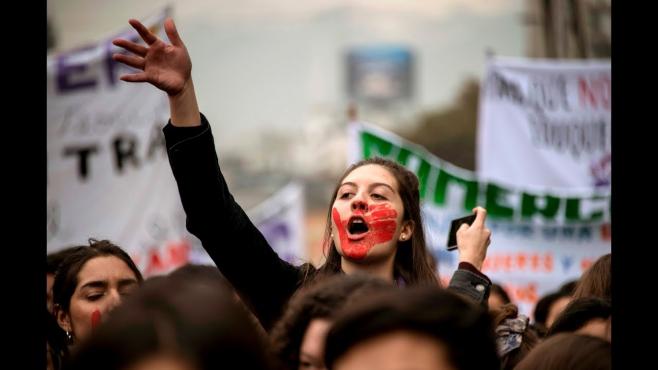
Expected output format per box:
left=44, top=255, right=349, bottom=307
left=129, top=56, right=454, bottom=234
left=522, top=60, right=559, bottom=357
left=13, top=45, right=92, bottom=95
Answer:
left=168, top=263, right=269, bottom=340
left=168, top=263, right=232, bottom=290
left=546, top=297, right=611, bottom=340
left=532, top=290, right=571, bottom=336
left=558, top=279, right=579, bottom=295
left=324, top=286, right=500, bottom=370
left=573, top=253, right=611, bottom=301
left=65, top=275, right=274, bottom=370
left=532, top=293, right=555, bottom=336
left=492, top=304, right=539, bottom=370
left=514, top=333, right=611, bottom=370
left=270, top=273, right=392, bottom=370
left=141, top=275, right=169, bottom=286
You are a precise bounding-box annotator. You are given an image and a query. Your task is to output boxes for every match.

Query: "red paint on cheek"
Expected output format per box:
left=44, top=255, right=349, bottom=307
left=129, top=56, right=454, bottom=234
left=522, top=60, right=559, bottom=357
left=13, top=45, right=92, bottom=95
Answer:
left=332, top=204, right=398, bottom=260
left=91, top=309, right=101, bottom=329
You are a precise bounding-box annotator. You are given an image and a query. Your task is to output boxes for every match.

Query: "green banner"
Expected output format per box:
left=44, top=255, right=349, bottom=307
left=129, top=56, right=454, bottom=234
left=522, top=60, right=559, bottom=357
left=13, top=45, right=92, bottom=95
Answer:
left=358, top=128, right=610, bottom=224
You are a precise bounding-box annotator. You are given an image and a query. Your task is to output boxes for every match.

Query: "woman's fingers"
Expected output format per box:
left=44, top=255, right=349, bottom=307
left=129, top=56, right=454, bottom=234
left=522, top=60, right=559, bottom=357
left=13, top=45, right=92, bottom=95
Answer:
left=112, top=54, right=145, bottom=70
left=119, top=72, right=149, bottom=83
left=471, top=207, right=487, bottom=228
left=128, top=19, right=159, bottom=45
left=112, top=39, right=148, bottom=57
left=164, top=18, right=184, bottom=47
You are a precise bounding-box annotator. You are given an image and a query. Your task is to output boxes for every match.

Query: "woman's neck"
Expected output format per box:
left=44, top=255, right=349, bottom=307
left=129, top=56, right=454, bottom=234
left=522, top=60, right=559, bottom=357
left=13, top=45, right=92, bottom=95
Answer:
left=340, top=254, right=396, bottom=282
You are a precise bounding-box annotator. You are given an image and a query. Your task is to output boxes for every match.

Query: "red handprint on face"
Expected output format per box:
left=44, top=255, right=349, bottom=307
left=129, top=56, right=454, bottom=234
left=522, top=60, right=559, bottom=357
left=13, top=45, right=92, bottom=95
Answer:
left=332, top=204, right=398, bottom=260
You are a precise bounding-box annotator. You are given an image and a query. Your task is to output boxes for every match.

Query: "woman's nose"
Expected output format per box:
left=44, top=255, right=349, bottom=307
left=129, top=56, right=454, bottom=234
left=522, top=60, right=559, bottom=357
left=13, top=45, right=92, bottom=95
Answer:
left=106, top=290, right=122, bottom=311
left=351, top=198, right=368, bottom=212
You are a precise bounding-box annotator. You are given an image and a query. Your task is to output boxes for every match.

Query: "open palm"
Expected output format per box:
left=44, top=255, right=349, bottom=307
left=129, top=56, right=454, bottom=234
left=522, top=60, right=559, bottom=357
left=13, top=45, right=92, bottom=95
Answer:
left=112, top=18, right=191, bottom=96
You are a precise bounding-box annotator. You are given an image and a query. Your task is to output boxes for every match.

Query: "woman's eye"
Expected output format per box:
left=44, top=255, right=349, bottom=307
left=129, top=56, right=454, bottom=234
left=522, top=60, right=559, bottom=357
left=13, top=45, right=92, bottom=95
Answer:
left=372, top=193, right=386, bottom=200
left=339, top=192, right=353, bottom=199
left=86, top=294, right=103, bottom=301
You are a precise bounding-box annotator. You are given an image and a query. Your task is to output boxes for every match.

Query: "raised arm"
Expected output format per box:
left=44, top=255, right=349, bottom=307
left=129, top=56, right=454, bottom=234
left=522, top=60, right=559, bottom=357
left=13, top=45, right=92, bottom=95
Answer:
left=112, top=18, right=301, bottom=330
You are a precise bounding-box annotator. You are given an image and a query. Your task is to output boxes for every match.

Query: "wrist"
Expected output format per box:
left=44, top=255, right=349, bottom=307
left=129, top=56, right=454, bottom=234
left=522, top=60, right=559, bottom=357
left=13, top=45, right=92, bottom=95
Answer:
left=168, top=78, right=193, bottom=99
left=458, top=254, right=484, bottom=270
left=168, top=79, right=200, bottom=127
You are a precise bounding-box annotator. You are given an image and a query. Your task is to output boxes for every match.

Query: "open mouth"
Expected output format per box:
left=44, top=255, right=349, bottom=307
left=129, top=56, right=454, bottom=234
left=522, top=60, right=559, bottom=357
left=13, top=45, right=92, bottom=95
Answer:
left=348, top=216, right=369, bottom=238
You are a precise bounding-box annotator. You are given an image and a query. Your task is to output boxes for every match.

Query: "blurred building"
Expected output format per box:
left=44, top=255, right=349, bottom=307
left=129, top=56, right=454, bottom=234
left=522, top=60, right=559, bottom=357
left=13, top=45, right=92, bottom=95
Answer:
left=524, top=0, right=610, bottom=58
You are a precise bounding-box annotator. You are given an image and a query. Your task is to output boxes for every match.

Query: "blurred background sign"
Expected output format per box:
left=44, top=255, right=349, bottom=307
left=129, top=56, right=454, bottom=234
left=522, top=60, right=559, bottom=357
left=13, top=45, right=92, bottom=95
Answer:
left=346, top=46, right=414, bottom=104
left=46, top=8, right=192, bottom=276
left=188, top=182, right=307, bottom=267
left=477, top=57, right=611, bottom=189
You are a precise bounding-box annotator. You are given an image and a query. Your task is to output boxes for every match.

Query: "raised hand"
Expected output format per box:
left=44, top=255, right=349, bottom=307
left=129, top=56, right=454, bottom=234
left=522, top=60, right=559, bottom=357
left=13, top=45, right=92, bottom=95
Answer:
left=113, top=17, right=200, bottom=126
left=112, top=18, right=191, bottom=97
left=456, top=206, right=492, bottom=270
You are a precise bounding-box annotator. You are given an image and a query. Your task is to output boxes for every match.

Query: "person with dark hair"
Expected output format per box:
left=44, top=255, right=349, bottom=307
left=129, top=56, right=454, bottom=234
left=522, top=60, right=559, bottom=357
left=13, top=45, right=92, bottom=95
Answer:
left=532, top=290, right=572, bottom=336
left=270, top=274, right=392, bottom=370
left=47, top=246, right=86, bottom=314
left=65, top=275, right=276, bottom=370
left=488, top=282, right=512, bottom=312
left=573, top=253, right=611, bottom=302
left=168, top=263, right=232, bottom=290
left=558, top=279, right=579, bottom=296
left=546, top=297, right=611, bottom=341
left=514, top=333, right=611, bottom=370
left=111, top=17, right=494, bottom=332
left=323, top=286, right=500, bottom=370
left=53, top=239, right=143, bottom=345
left=492, top=304, right=539, bottom=370
left=168, top=263, right=269, bottom=339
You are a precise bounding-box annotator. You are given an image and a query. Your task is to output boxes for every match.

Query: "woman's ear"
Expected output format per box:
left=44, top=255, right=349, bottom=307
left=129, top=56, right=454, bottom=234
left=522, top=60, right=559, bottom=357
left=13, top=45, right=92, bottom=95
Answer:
left=55, top=304, right=72, bottom=333
left=399, top=220, right=415, bottom=242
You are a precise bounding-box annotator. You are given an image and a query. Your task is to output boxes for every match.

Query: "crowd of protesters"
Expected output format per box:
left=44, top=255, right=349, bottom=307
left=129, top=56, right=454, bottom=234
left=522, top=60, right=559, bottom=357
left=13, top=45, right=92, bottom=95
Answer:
left=46, top=17, right=611, bottom=370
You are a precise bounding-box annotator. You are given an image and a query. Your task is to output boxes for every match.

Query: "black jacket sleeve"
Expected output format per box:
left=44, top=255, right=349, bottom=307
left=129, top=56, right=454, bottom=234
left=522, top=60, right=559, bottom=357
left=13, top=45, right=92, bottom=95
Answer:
left=163, top=114, right=302, bottom=331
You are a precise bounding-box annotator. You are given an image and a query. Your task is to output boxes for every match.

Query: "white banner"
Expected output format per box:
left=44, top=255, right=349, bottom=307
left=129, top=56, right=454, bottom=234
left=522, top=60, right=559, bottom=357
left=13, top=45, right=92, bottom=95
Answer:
left=348, top=122, right=610, bottom=316
left=47, top=9, right=195, bottom=276
left=188, top=182, right=307, bottom=266
left=477, top=57, right=611, bottom=189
